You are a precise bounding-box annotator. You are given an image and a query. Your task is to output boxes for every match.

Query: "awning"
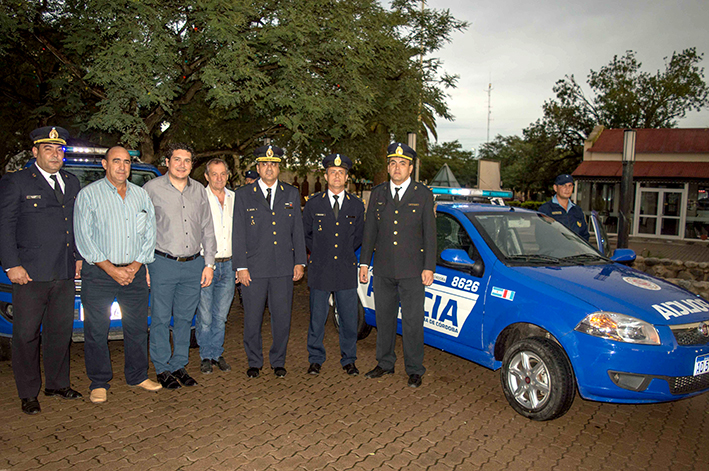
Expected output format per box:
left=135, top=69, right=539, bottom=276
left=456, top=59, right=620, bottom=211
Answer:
left=572, top=161, right=709, bottom=179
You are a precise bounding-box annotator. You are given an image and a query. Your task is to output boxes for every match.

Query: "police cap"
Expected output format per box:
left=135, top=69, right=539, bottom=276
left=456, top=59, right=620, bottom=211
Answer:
left=322, top=153, right=352, bottom=171
left=253, top=145, right=283, bottom=163
left=387, top=142, right=416, bottom=162
left=30, top=126, right=69, bottom=146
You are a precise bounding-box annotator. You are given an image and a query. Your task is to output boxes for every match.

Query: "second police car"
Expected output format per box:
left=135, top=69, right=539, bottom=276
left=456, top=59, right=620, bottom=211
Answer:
left=351, top=188, right=709, bottom=420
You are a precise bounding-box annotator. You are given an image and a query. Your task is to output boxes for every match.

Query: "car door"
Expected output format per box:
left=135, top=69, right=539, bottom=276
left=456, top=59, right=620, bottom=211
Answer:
left=425, top=212, right=491, bottom=353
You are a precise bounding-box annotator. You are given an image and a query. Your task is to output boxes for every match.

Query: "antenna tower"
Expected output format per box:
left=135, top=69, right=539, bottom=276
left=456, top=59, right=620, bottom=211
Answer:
left=486, top=81, right=493, bottom=143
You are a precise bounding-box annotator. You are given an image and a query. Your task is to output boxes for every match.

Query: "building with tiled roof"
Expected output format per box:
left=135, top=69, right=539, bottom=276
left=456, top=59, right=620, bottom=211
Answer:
left=572, top=126, right=709, bottom=240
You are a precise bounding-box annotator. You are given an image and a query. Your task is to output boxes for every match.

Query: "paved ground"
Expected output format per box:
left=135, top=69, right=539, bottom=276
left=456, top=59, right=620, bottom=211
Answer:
left=2, top=281, right=709, bottom=471
left=627, top=236, right=709, bottom=263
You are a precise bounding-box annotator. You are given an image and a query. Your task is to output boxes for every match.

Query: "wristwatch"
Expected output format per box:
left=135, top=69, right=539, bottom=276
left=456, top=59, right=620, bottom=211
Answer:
left=207, top=264, right=216, bottom=270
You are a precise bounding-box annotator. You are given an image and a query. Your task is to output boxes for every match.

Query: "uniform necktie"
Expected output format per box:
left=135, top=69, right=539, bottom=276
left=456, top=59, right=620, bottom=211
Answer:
left=266, top=188, right=272, bottom=209
left=333, top=194, right=340, bottom=220
left=394, top=187, right=401, bottom=204
left=50, top=174, right=64, bottom=204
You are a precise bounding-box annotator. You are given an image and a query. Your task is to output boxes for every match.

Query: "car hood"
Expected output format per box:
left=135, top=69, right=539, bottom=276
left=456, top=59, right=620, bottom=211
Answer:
left=511, top=262, right=709, bottom=325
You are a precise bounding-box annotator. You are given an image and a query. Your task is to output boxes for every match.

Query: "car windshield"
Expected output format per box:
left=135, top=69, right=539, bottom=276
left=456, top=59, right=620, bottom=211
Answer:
left=65, top=167, right=157, bottom=188
left=469, top=212, right=607, bottom=265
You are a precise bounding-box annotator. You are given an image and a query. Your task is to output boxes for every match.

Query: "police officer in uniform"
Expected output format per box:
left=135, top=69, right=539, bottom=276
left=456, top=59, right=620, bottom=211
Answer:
left=232, top=145, right=307, bottom=378
left=538, top=174, right=589, bottom=241
left=358, top=143, right=436, bottom=388
left=303, top=154, right=364, bottom=376
left=0, top=126, right=83, bottom=414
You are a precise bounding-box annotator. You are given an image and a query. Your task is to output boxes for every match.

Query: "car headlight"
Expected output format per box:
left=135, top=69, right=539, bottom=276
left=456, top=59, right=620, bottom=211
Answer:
left=575, top=311, right=661, bottom=345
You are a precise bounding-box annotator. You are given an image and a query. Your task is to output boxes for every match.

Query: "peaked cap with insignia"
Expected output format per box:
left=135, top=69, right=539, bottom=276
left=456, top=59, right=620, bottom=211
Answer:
left=253, top=145, right=284, bottom=162
left=386, top=142, right=416, bottom=161
left=30, top=126, right=69, bottom=146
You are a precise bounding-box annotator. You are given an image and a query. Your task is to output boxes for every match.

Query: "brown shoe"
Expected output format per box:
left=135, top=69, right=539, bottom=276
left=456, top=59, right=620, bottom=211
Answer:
left=133, top=379, right=162, bottom=392
left=90, top=388, right=107, bottom=404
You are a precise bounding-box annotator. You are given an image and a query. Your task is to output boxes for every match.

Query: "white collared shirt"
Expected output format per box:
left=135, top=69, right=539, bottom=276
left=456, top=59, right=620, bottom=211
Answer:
left=258, top=179, right=278, bottom=209
left=204, top=186, right=235, bottom=259
left=34, top=163, right=65, bottom=193
left=328, top=189, right=345, bottom=210
left=390, top=177, right=411, bottom=200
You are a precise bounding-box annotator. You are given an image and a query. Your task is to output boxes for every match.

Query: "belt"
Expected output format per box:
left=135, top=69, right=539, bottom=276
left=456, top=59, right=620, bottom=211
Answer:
left=215, top=257, right=232, bottom=263
left=155, top=250, right=201, bottom=262
left=114, top=263, right=131, bottom=268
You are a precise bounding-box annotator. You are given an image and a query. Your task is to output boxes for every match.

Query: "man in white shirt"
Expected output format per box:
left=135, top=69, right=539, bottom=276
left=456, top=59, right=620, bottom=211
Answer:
left=197, top=158, right=236, bottom=374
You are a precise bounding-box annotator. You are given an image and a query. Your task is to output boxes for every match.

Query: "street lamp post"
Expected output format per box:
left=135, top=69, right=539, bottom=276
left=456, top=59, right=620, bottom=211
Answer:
left=617, top=129, right=636, bottom=249
left=408, top=132, right=419, bottom=182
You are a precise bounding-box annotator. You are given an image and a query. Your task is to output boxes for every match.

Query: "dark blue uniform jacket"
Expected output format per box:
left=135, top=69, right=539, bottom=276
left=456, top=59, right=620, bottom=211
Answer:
left=538, top=199, right=590, bottom=241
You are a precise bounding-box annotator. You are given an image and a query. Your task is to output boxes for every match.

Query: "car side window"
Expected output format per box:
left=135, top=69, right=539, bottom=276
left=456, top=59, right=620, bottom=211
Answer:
left=436, top=213, right=479, bottom=262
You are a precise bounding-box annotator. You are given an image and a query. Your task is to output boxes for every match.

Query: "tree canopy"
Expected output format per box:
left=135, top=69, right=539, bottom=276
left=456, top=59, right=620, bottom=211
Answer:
left=0, top=0, right=467, bottom=179
left=479, top=48, right=709, bottom=196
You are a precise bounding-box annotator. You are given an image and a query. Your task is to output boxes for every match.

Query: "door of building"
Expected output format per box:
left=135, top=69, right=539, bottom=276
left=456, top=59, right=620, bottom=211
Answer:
left=633, top=187, right=686, bottom=238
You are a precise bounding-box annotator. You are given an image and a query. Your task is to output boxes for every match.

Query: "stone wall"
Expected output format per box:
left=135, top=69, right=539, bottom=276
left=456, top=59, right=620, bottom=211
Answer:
left=632, top=256, right=709, bottom=299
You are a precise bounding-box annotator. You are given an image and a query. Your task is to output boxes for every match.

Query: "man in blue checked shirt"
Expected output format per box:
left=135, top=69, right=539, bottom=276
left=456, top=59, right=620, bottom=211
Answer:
left=74, top=146, right=162, bottom=404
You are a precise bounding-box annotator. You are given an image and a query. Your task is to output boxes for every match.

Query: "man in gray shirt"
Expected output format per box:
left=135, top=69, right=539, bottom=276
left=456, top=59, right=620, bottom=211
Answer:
left=143, top=143, right=217, bottom=390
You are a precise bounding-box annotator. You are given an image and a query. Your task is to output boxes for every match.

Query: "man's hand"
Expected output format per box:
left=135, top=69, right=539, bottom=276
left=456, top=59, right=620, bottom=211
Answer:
left=421, top=269, right=434, bottom=286
left=7, top=266, right=32, bottom=285
left=293, top=265, right=304, bottom=281
left=201, top=266, right=214, bottom=288
left=359, top=266, right=369, bottom=284
left=237, top=269, right=251, bottom=287
left=75, top=260, right=83, bottom=279
left=110, top=267, right=135, bottom=286
left=146, top=267, right=151, bottom=288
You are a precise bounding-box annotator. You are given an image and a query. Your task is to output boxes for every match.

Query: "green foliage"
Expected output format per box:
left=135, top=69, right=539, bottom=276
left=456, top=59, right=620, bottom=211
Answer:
left=480, top=49, right=708, bottom=196
left=419, top=140, right=477, bottom=188
left=0, top=0, right=467, bottom=176
left=507, top=200, right=544, bottom=211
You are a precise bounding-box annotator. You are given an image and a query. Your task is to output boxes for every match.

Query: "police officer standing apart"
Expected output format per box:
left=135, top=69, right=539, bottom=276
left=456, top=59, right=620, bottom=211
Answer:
left=303, top=154, right=364, bottom=376
left=0, top=126, right=83, bottom=414
left=358, top=143, right=436, bottom=388
left=232, top=145, right=306, bottom=378
left=538, top=174, right=589, bottom=241
left=143, top=143, right=217, bottom=390
left=74, top=146, right=161, bottom=403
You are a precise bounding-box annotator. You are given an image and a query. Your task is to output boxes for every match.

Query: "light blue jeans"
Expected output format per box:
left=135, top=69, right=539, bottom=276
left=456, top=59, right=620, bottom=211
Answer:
left=196, top=260, right=236, bottom=360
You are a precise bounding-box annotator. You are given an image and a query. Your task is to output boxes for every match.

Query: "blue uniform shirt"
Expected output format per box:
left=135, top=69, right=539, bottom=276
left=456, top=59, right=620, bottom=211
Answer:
left=538, top=196, right=590, bottom=241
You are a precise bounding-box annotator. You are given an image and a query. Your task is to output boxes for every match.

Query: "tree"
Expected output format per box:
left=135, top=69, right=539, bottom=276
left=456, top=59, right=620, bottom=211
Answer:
left=0, top=0, right=466, bottom=179
left=419, top=140, right=476, bottom=188
left=537, top=48, right=709, bottom=160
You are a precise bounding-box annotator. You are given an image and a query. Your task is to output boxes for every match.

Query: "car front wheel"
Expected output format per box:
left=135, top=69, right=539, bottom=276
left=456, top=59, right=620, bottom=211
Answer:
left=500, top=337, right=575, bottom=421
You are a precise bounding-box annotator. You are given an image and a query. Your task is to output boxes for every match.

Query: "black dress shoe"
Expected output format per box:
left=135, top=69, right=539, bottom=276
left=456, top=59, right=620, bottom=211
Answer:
left=273, top=367, right=287, bottom=378
left=44, top=387, right=83, bottom=399
left=307, top=363, right=321, bottom=375
left=157, top=371, right=182, bottom=390
left=408, top=374, right=423, bottom=388
left=172, top=368, right=198, bottom=387
left=21, top=397, right=41, bottom=415
left=343, top=363, right=359, bottom=376
left=364, top=365, right=394, bottom=378
left=200, top=359, right=213, bottom=374
left=246, top=367, right=261, bottom=378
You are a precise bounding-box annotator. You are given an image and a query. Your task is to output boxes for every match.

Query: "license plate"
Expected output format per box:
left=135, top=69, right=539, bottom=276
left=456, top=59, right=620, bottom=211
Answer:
left=694, top=354, right=709, bottom=376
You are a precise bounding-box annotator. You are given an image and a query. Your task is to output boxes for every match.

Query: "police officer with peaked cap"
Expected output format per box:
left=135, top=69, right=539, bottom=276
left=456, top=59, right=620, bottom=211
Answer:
left=0, top=126, right=83, bottom=414
left=244, top=169, right=259, bottom=185
left=358, top=142, right=436, bottom=388
left=538, top=174, right=589, bottom=241
left=232, top=145, right=307, bottom=378
left=303, top=153, right=364, bottom=376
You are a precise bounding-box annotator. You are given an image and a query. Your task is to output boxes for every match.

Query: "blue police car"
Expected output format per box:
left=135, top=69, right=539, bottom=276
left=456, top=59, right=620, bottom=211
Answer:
left=0, top=148, right=163, bottom=359
left=354, top=190, right=709, bottom=420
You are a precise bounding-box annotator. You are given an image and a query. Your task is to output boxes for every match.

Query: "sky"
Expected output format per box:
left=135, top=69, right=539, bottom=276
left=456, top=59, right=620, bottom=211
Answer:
left=425, top=0, right=709, bottom=155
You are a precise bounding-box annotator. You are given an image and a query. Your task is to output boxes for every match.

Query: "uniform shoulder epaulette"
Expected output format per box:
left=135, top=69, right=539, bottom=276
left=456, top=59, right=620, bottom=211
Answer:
left=281, top=181, right=297, bottom=190
left=372, top=182, right=387, bottom=190
left=345, top=192, right=364, bottom=203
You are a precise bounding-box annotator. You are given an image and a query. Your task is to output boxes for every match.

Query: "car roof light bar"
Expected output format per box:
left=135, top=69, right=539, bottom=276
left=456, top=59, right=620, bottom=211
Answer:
left=430, top=186, right=513, bottom=199
left=63, top=146, right=141, bottom=158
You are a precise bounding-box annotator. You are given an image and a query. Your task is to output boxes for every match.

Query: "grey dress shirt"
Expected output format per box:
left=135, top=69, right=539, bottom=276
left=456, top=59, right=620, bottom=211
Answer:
left=143, top=175, right=217, bottom=265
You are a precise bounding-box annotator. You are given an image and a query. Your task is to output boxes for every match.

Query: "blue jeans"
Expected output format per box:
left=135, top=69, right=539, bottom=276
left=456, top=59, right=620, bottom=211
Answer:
left=148, top=255, right=203, bottom=374
left=307, top=288, right=358, bottom=366
left=196, top=260, right=236, bottom=360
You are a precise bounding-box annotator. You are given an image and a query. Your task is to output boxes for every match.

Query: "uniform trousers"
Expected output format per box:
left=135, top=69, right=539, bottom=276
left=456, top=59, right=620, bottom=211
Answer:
left=81, top=264, right=149, bottom=391
left=307, top=288, right=357, bottom=366
left=241, top=276, right=293, bottom=369
left=373, top=275, right=426, bottom=376
left=148, top=255, right=203, bottom=374
left=12, top=279, right=74, bottom=399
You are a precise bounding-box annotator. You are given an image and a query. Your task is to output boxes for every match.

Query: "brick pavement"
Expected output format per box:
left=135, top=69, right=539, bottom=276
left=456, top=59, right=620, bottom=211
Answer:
left=2, top=281, right=709, bottom=470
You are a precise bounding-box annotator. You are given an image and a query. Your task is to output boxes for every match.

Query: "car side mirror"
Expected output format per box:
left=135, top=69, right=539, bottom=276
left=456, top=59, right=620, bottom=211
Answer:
left=440, top=249, right=485, bottom=278
left=611, top=248, right=636, bottom=265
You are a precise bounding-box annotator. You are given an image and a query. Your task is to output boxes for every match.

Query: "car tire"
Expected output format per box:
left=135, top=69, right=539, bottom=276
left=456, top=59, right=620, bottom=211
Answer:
left=330, top=296, right=372, bottom=340
left=500, top=337, right=575, bottom=421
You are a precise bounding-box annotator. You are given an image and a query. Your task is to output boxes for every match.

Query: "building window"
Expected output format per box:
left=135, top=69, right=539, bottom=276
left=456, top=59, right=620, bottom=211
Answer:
left=686, top=183, right=709, bottom=240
